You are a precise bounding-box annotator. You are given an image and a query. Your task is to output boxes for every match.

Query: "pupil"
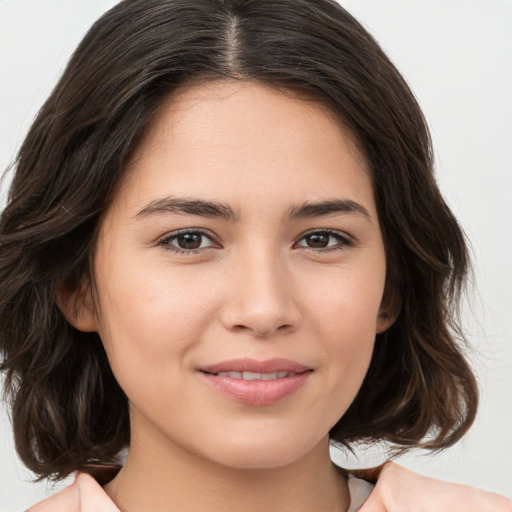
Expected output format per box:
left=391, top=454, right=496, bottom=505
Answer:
left=307, top=234, right=328, bottom=248
left=178, top=233, right=202, bottom=249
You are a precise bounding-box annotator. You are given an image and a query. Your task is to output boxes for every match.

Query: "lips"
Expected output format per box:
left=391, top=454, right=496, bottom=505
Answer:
left=200, top=357, right=311, bottom=375
left=199, top=358, right=313, bottom=405
left=215, top=370, right=292, bottom=380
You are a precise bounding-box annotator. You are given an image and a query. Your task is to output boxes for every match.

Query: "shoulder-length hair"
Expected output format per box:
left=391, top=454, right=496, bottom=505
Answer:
left=0, top=0, right=476, bottom=480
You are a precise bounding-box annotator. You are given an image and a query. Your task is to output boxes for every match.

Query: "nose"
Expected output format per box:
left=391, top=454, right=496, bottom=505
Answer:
left=219, top=249, right=301, bottom=337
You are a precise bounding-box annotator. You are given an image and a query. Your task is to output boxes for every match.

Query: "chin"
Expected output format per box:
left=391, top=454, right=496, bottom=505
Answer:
left=199, top=431, right=325, bottom=470
left=212, top=450, right=302, bottom=470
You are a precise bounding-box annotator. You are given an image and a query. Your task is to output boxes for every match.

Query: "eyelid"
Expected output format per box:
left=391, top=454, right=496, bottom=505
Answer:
left=156, top=227, right=354, bottom=255
left=158, top=228, right=221, bottom=253
left=294, top=228, right=354, bottom=250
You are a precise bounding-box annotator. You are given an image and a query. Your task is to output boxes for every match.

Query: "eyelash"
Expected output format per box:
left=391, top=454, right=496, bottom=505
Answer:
left=295, top=229, right=354, bottom=252
left=158, top=229, right=219, bottom=255
left=158, top=228, right=354, bottom=255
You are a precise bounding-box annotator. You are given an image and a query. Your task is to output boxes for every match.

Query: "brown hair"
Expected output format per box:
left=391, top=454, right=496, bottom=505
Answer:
left=0, top=0, right=477, bottom=480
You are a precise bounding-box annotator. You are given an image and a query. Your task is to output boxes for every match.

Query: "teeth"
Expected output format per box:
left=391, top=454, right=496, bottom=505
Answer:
left=216, top=371, right=290, bottom=380
left=217, top=371, right=243, bottom=379
left=244, top=371, right=271, bottom=380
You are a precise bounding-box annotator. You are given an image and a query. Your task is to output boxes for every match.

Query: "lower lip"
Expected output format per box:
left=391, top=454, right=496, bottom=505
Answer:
left=199, top=371, right=312, bottom=405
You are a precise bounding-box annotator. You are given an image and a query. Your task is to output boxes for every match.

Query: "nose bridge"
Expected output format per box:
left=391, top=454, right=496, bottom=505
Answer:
left=221, top=239, right=299, bottom=336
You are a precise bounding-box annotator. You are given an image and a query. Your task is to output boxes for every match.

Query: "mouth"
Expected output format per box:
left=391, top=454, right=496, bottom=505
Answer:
left=205, top=370, right=298, bottom=380
left=199, top=358, right=313, bottom=405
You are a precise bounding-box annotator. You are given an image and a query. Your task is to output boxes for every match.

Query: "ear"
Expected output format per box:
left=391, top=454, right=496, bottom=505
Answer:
left=376, top=307, right=396, bottom=334
left=376, top=274, right=401, bottom=334
left=56, top=281, right=98, bottom=332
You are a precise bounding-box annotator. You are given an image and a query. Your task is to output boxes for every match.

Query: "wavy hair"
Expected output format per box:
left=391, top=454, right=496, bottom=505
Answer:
left=0, top=0, right=477, bottom=480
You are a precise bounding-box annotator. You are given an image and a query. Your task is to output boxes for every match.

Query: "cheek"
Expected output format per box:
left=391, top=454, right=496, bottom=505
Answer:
left=303, top=266, right=384, bottom=415
left=304, top=260, right=385, bottom=340
left=93, top=257, right=221, bottom=383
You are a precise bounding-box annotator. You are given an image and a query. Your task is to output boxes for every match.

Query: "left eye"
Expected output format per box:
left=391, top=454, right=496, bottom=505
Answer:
left=296, top=231, right=351, bottom=250
left=160, top=231, right=216, bottom=251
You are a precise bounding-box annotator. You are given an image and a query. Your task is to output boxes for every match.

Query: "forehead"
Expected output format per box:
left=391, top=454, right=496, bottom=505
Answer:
left=113, top=80, right=375, bottom=220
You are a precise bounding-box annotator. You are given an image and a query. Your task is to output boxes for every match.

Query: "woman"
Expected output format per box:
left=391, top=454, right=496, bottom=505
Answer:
left=0, top=1, right=510, bottom=510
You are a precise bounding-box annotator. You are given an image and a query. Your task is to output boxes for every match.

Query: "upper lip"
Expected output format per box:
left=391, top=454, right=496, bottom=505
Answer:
left=200, top=358, right=312, bottom=374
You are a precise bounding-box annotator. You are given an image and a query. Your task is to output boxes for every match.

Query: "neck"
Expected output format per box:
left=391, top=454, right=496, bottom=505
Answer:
left=104, top=427, right=349, bottom=512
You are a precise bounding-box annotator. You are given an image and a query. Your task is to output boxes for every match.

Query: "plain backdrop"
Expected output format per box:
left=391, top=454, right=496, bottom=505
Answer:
left=1, top=1, right=511, bottom=510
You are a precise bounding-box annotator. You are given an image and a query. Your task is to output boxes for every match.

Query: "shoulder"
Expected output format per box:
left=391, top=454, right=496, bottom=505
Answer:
left=26, top=472, right=120, bottom=512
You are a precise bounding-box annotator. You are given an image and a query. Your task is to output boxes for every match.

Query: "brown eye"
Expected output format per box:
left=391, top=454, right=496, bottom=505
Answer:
left=159, top=230, right=217, bottom=253
left=305, top=233, right=330, bottom=248
left=176, top=233, right=203, bottom=249
left=296, top=230, right=352, bottom=250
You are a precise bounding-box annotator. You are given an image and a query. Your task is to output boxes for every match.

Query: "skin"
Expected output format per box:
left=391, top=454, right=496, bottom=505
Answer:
left=30, top=82, right=511, bottom=512
left=27, top=466, right=512, bottom=512
left=63, top=79, right=395, bottom=511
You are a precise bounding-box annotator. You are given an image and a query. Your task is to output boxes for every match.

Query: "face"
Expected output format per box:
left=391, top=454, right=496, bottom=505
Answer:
left=72, top=81, right=391, bottom=470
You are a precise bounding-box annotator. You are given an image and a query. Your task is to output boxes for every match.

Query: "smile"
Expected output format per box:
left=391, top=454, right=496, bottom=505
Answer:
left=213, top=371, right=292, bottom=380
left=199, top=358, right=313, bottom=405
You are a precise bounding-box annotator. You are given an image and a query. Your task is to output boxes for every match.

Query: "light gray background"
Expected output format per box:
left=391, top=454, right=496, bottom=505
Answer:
left=1, top=1, right=511, bottom=510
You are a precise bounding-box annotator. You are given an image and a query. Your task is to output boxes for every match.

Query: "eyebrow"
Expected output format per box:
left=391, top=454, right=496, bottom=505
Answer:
left=135, top=196, right=370, bottom=222
left=135, top=196, right=239, bottom=221
left=288, top=199, right=371, bottom=221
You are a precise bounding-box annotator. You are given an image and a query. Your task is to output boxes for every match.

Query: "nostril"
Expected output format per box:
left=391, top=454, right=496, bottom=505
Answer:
left=220, top=300, right=301, bottom=336
left=230, top=322, right=293, bottom=336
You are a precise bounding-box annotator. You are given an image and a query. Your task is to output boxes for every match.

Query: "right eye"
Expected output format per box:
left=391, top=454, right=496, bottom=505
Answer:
left=158, top=229, right=218, bottom=254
